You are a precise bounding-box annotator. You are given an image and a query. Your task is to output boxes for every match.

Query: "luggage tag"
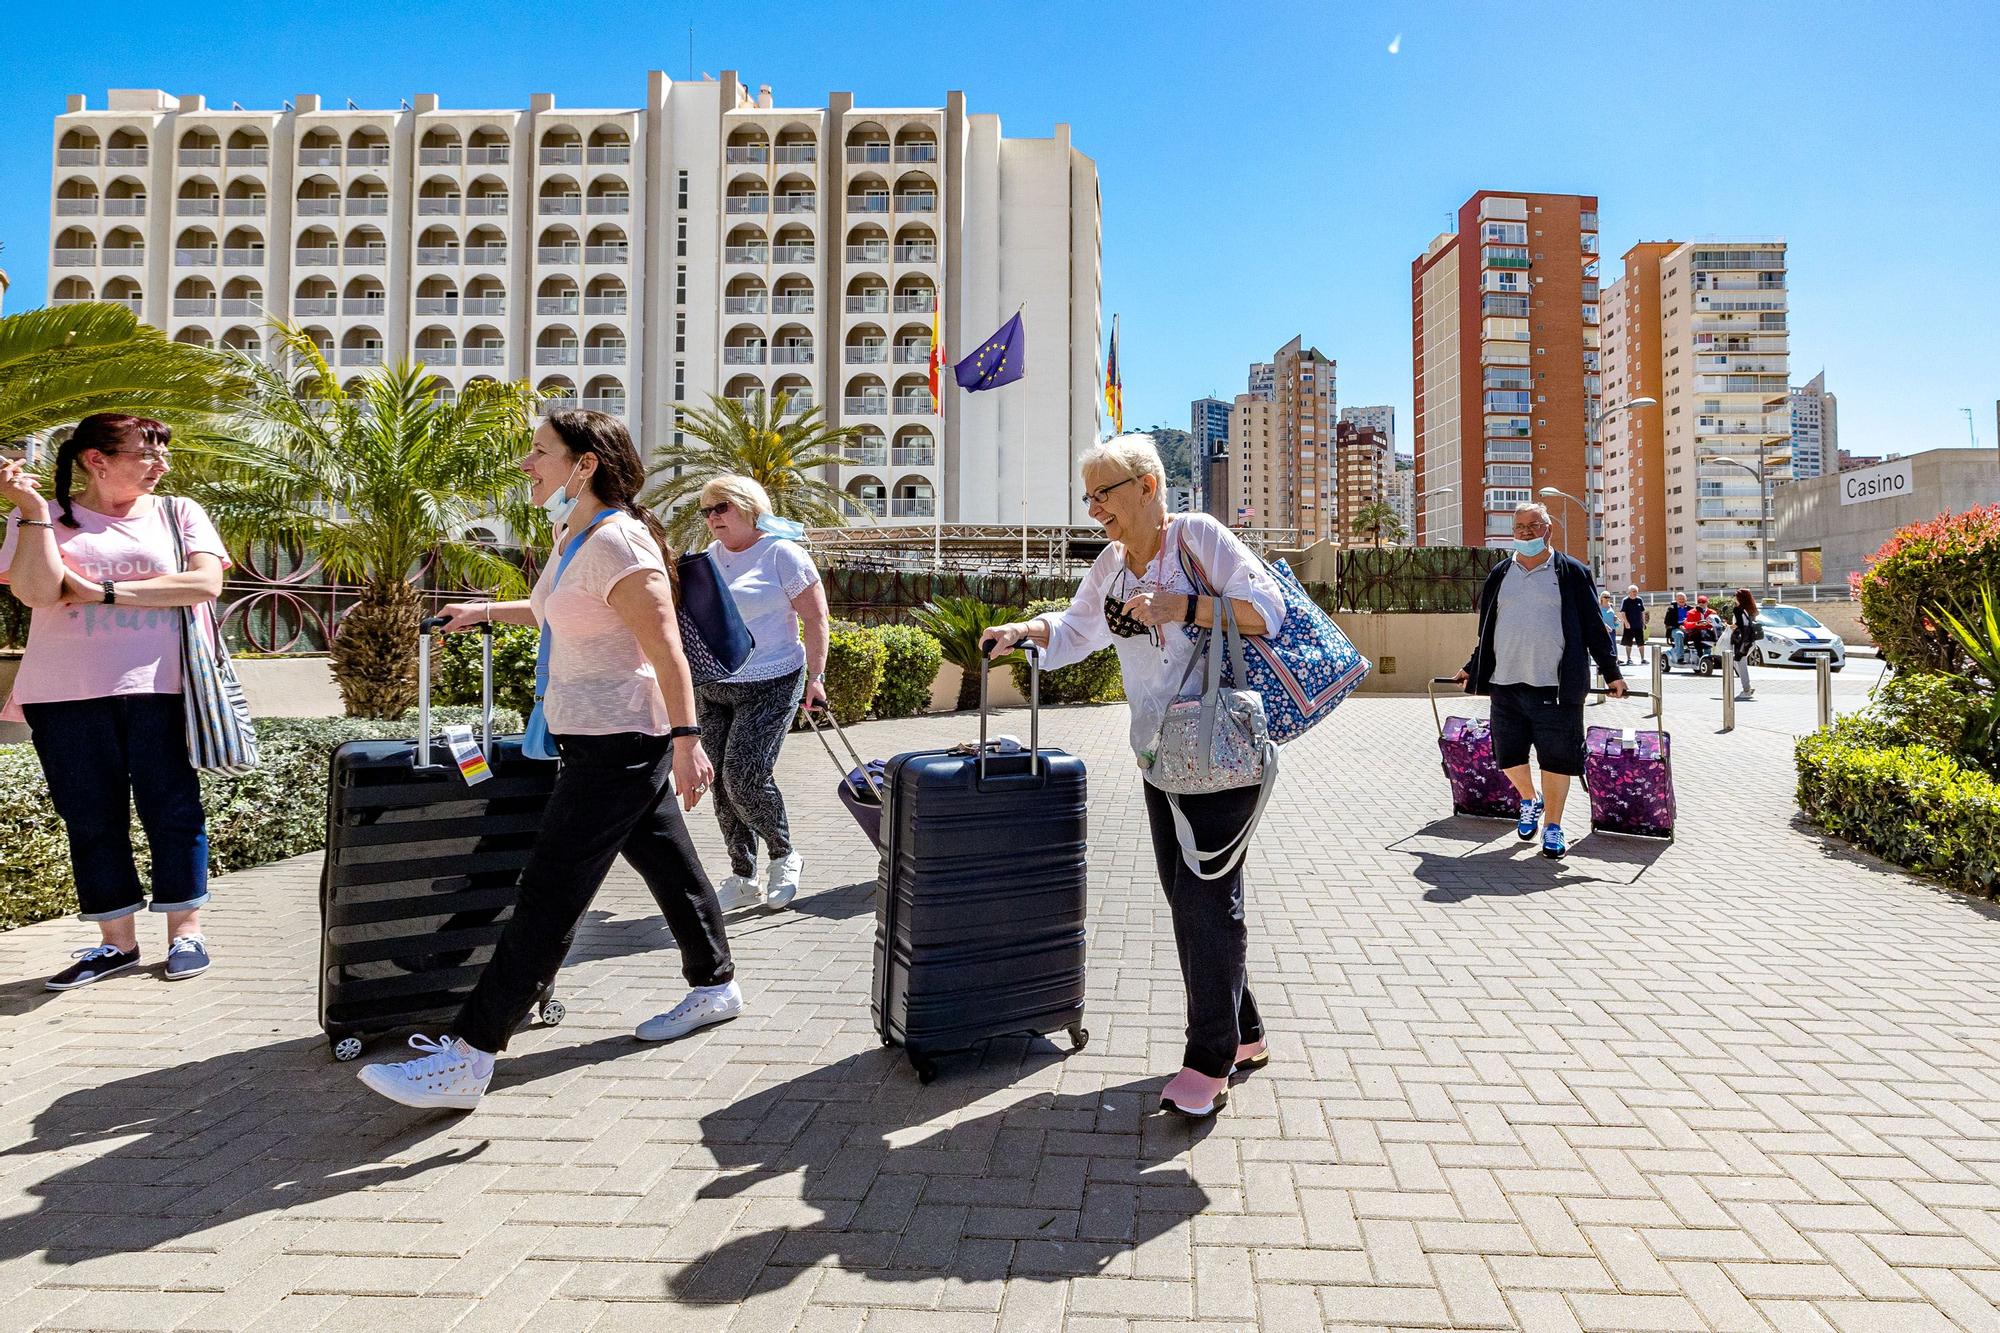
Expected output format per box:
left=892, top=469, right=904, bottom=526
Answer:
left=1621, top=727, right=1638, bottom=753
left=441, top=724, right=493, bottom=786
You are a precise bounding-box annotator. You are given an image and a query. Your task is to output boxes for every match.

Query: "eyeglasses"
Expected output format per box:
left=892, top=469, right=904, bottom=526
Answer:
left=698, top=501, right=732, bottom=517
left=1080, top=477, right=1136, bottom=508
left=113, top=448, right=172, bottom=464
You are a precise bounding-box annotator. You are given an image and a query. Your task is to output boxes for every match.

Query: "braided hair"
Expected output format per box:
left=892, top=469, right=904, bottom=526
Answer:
left=54, top=413, right=170, bottom=529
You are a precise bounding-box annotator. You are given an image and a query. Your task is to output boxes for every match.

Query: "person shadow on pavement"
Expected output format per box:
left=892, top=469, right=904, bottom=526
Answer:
left=665, top=1043, right=1216, bottom=1303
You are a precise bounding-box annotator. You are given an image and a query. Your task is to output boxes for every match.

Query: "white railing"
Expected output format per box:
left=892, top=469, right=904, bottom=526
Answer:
left=847, top=195, right=890, bottom=213
left=895, top=144, right=938, bottom=163
left=176, top=198, right=220, bottom=216
left=587, top=196, right=631, bottom=214
left=536, top=296, right=578, bottom=315
left=416, top=297, right=460, bottom=315
left=724, top=246, right=768, bottom=264
left=583, top=296, right=627, bottom=315
left=846, top=295, right=889, bottom=313
left=846, top=145, right=890, bottom=163
left=226, top=147, right=270, bottom=167
left=847, top=244, right=889, bottom=263
left=179, top=148, right=221, bottom=167
left=539, top=197, right=582, bottom=215
left=419, top=147, right=462, bottom=165
left=342, top=298, right=386, bottom=315
left=844, top=449, right=889, bottom=467
left=58, top=148, right=100, bottom=166
left=539, top=146, right=583, bottom=165
left=893, top=295, right=937, bottom=313
left=292, top=298, right=336, bottom=315
left=174, top=248, right=218, bottom=266
left=726, top=196, right=770, bottom=214
left=895, top=194, right=937, bottom=213
left=771, top=295, right=814, bottom=314
left=225, top=198, right=267, bottom=216
left=775, top=195, right=816, bottom=213
left=56, top=199, right=97, bottom=215
left=586, top=145, right=631, bottom=164
left=465, top=196, right=508, bottom=215
left=418, top=197, right=462, bottom=215
left=414, top=348, right=457, bottom=366
left=340, top=348, right=385, bottom=366
left=773, top=245, right=815, bottom=262
left=299, top=148, right=341, bottom=167
left=726, top=145, right=769, bottom=164
left=584, top=347, right=627, bottom=365
left=774, top=145, right=816, bottom=164
left=895, top=244, right=937, bottom=263
left=219, top=299, right=262, bottom=316
left=103, top=199, right=147, bottom=216
left=585, top=246, right=629, bottom=264
left=463, top=245, right=507, bottom=263
left=535, top=347, right=579, bottom=365
left=417, top=247, right=461, bottom=266
left=781, top=393, right=816, bottom=413
left=347, top=197, right=390, bottom=215
left=723, top=347, right=767, bottom=365
left=348, top=147, right=391, bottom=166
left=580, top=396, right=625, bottom=414
left=539, top=396, right=579, bottom=415
left=466, top=146, right=510, bottom=165
left=296, top=198, right=339, bottom=216
left=847, top=346, right=888, bottom=364
left=173, top=299, right=216, bottom=317
left=463, top=348, right=505, bottom=366
left=463, top=297, right=506, bottom=316
left=892, top=448, right=936, bottom=467
left=892, top=396, right=932, bottom=416
left=894, top=345, right=931, bottom=364
left=844, top=396, right=888, bottom=415
left=538, top=246, right=581, bottom=263
left=724, top=297, right=767, bottom=314
left=106, top=148, right=149, bottom=166
left=343, top=247, right=387, bottom=265
left=771, top=347, right=813, bottom=364
left=891, top=497, right=935, bottom=518
left=843, top=497, right=889, bottom=518
left=221, top=248, right=264, bottom=266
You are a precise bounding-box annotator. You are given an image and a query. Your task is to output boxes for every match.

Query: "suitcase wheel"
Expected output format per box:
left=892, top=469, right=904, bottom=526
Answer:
left=909, top=1054, right=939, bottom=1085
left=1068, top=1024, right=1090, bottom=1053
left=539, top=998, right=566, bottom=1027
left=331, top=1036, right=364, bottom=1063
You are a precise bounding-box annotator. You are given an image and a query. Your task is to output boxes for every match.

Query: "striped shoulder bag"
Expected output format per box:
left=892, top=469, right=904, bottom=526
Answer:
left=164, top=497, right=260, bottom=775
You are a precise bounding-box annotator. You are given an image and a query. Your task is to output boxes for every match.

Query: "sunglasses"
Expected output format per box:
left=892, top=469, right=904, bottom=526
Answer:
left=698, top=501, right=732, bottom=517
left=110, top=448, right=172, bottom=464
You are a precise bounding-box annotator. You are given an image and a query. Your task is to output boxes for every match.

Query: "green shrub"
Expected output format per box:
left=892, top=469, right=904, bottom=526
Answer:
left=1856, top=506, right=2000, bottom=674
left=870, top=624, right=943, bottom=719
left=431, top=623, right=539, bottom=717
left=824, top=622, right=888, bottom=724
left=1796, top=728, right=2000, bottom=897
left=1009, top=598, right=1125, bottom=704
left=1871, top=672, right=1983, bottom=755
left=0, top=709, right=523, bottom=932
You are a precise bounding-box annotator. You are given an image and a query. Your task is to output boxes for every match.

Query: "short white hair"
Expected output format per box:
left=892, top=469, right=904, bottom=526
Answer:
left=1079, top=433, right=1167, bottom=491
left=1513, top=500, right=1552, bottom=525
left=699, top=473, right=773, bottom=521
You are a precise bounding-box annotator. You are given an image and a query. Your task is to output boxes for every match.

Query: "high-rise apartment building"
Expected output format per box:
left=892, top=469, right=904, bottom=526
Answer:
left=1389, top=458, right=1415, bottom=544
left=1334, top=421, right=1390, bottom=546
left=1189, top=395, right=1229, bottom=508
left=1413, top=191, right=1601, bottom=554
left=1339, top=404, right=1395, bottom=455
left=46, top=76, right=1100, bottom=527
left=1601, top=238, right=1792, bottom=589
left=1227, top=394, right=1276, bottom=527
left=1787, top=371, right=1836, bottom=480
left=1222, top=338, right=1335, bottom=541
left=1247, top=362, right=1274, bottom=401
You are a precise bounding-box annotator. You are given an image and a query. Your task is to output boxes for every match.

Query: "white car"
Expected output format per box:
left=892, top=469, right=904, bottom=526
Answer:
left=1750, top=604, right=1846, bottom=671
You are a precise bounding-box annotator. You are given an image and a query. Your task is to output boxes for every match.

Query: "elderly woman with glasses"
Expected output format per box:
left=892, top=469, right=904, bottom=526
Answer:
left=981, top=433, right=1285, bottom=1119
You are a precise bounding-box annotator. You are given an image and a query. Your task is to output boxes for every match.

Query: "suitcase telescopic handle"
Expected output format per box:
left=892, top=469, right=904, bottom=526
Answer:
left=1428, top=676, right=1468, bottom=739
left=978, top=642, right=1041, bottom=780
left=416, top=615, right=497, bottom=769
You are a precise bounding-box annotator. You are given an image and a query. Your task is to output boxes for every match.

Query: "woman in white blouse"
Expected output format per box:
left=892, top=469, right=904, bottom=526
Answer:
left=982, top=434, right=1285, bottom=1119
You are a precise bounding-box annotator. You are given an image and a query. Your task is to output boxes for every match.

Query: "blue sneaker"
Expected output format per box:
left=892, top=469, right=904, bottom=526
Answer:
left=1542, top=823, right=1568, bottom=860
left=1516, top=796, right=1543, bottom=841
left=164, top=934, right=210, bottom=980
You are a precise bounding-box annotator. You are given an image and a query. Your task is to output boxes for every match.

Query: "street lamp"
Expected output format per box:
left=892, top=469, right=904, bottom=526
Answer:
left=1698, top=452, right=1772, bottom=598
left=1416, top=483, right=1457, bottom=545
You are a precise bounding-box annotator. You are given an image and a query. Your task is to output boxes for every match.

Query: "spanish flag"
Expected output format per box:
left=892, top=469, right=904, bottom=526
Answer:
left=1104, top=314, right=1123, bottom=434
left=927, top=300, right=943, bottom=408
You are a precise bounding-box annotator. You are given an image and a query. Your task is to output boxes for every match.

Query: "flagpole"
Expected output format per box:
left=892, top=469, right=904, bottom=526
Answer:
left=932, top=298, right=943, bottom=573
left=1019, top=299, right=1028, bottom=568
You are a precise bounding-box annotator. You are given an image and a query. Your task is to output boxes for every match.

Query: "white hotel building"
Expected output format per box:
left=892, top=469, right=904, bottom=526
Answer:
left=45, top=73, right=1102, bottom=526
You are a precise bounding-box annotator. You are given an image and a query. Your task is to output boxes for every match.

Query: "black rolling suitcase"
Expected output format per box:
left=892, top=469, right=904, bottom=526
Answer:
left=318, top=618, right=564, bottom=1063
left=872, top=648, right=1090, bottom=1083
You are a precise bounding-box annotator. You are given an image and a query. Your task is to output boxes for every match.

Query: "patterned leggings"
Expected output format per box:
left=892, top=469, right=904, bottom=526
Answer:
left=695, top=666, right=806, bottom=877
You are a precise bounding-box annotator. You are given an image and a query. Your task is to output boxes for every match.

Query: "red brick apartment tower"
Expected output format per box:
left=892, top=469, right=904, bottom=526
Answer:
left=1600, top=241, right=1676, bottom=590
left=1414, top=190, right=1601, bottom=550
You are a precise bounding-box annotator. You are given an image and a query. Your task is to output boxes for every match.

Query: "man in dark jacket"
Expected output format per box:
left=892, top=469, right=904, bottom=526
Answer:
left=1453, top=502, right=1625, bottom=859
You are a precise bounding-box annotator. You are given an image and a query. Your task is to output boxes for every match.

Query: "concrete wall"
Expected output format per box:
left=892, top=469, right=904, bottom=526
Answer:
left=1774, top=449, right=2000, bottom=587
left=1328, top=612, right=1476, bottom=694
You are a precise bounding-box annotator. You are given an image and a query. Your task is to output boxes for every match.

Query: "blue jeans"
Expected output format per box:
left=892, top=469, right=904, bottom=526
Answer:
left=1670, top=627, right=1687, bottom=663
left=22, top=694, right=210, bottom=921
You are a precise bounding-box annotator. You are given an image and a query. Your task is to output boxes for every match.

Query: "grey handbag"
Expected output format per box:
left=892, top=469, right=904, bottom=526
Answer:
left=1141, top=596, right=1280, bottom=879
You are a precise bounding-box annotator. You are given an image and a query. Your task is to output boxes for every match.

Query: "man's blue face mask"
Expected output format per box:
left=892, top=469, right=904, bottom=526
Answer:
left=1511, top=536, right=1547, bottom=557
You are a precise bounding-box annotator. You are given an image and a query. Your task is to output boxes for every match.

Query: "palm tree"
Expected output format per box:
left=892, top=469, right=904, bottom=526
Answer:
left=181, top=325, right=541, bottom=719
left=1350, top=501, right=1407, bottom=550
left=643, top=390, right=865, bottom=548
left=910, top=596, right=1023, bottom=711
left=0, top=302, right=252, bottom=447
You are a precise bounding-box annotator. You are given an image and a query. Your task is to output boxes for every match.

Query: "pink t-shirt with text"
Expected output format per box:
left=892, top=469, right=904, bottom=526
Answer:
left=0, top=496, right=231, bottom=716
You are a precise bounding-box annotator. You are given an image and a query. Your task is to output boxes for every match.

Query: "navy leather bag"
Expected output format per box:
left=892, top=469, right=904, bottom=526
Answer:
left=675, top=549, right=755, bottom=684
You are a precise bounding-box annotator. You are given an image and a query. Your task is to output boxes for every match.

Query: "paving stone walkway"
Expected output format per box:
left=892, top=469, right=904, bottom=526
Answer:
left=3, top=663, right=1998, bottom=1331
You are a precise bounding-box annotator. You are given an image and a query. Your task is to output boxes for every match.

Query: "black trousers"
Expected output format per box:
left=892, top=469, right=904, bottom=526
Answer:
left=1142, top=779, right=1265, bottom=1079
left=453, top=731, right=734, bottom=1054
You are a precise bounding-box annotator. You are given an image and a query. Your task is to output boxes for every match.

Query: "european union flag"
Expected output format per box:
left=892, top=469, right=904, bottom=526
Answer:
left=953, top=312, right=1025, bottom=392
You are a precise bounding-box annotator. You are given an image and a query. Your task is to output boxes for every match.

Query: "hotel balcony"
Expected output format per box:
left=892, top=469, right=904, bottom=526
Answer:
left=894, top=243, right=937, bottom=263
left=846, top=294, right=889, bottom=314
left=723, top=347, right=767, bottom=365
left=725, top=145, right=767, bottom=165
left=891, top=497, right=935, bottom=518
left=584, top=245, right=629, bottom=265
left=770, top=347, right=813, bottom=365
left=463, top=348, right=506, bottom=366
left=414, top=348, right=457, bottom=367
left=58, top=148, right=99, bottom=166
left=893, top=345, right=932, bottom=364
left=847, top=346, right=888, bottom=364
left=583, top=347, right=627, bottom=366
left=580, top=395, right=626, bottom=414
left=536, top=347, right=579, bottom=366
left=844, top=396, right=889, bottom=416
left=843, top=445, right=888, bottom=467
left=773, top=244, right=816, bottom=263
left=771, top=295, right=814, bottom=315
left=225, top=198, right=267, bottom=217
left=174, top=248, right=218, bottom=267
left=539, top=146, right=584, bottom=166
left=724, top=245, right=768, bottom=264
left=106, top=148, right=149, bottom=167
left=340, top=348, right=385, bottom=366
left=893, top=294, right=936, bottom=314
left=173, top=298, right=216, bottom=317
left=892, top=447, right=936, bottom=467
left=56, top=198, right=97, bottom=216
left=179, top=148, right=221, bottom=168
left=848, top=243, right=889, bottom=263
left=293, top=297, right=336, bottom=316
left=723, top=296, right=766, bottom=315
left=299, top=148, right=341, bottom=168
left=892, top=394, right=932, bottom=415
left=586, top=145, right=631, bottom=165
left=177, top=198, right=220, bottom=217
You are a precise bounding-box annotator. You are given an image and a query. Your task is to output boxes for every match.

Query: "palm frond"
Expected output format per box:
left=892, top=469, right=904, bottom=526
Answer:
left=0, top=303, right=254, bottom=445
left=643, top=389, right=867, bottom=547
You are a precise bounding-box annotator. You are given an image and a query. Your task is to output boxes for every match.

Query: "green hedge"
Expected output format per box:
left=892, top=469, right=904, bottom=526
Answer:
left=431, top=624, right=539, bottom=717
left=824, top=622, right=889, bottom=724
left=1796, top=720, right=2000, bottom=897
left=1011, top=598, right=1125, bottom=704
left=0, top=707, right=520, bottom=931
left=870, top=624, right=943, bottom=720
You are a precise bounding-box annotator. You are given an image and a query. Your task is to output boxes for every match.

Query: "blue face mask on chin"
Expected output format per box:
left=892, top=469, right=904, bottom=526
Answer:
left=1512, top=536, right=1547, bottom=558
left=541, top=462, right=583, bottom=526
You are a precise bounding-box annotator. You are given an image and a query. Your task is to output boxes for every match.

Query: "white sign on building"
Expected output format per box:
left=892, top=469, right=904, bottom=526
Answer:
left=1839, top=458, right=1914, bottom=506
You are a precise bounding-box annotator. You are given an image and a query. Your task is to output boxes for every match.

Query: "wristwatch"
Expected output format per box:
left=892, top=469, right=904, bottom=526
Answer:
left=667, top=724, right=702, bottom=740
left=1183, top=594, right=1200, bottom=626
left=808, top=671, right=826, bottom=683
left=101, top=580, right=116, bottom=605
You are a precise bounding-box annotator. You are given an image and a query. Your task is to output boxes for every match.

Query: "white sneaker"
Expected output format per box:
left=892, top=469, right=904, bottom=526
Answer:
left=764, top=851, right=802, bottom=910
left=356, top=1034, right=493, bottom=1110
left=635, top=981, right=743, bottom=1042
left=714, top=874, right=763, bottom=911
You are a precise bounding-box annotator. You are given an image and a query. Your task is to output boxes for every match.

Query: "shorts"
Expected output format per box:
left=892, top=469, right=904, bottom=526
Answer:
left=1620, top=625, right=1646, bottom=647
left=1488, top=683, right=1586, bottom=777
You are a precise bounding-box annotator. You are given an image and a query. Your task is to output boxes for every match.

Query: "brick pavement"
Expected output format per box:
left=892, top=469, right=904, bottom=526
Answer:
left=2, top=661, right=1998, bottom=1331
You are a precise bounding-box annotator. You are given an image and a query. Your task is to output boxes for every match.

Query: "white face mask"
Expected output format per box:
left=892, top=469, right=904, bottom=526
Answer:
left=541, top=461, right=584, bottom=526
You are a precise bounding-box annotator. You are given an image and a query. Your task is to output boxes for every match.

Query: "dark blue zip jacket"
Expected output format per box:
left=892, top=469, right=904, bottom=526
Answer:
left=1461, top=551, right=1623, bottom=706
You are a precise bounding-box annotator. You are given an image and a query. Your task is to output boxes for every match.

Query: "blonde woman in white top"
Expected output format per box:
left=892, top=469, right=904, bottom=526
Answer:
left=355, top=411, right=739, bottom=1112
left=982, top=434, right=1285, bottom=1120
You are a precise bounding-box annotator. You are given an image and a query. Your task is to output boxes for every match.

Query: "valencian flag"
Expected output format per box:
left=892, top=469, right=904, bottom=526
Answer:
left=1104, top=314, right=1123, bottom=434
left=954, top=311, right=1025, bottom=392
left=927, top=302, right=944, bottom=407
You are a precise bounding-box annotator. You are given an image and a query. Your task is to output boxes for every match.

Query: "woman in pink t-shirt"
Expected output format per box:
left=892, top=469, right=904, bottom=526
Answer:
left=0, top=414, right=231, bottom=990
left=355, top=410, right=739, bottom=1113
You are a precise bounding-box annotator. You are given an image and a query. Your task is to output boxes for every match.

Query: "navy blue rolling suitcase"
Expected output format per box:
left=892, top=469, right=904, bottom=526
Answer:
left=317, top=619, right=564, bottom=1062
left=872, top=649, right=1090, bottom=1083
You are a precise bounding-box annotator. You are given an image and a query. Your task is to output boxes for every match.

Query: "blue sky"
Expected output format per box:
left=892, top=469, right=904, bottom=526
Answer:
left=5, top=0, right=1996, bottom=459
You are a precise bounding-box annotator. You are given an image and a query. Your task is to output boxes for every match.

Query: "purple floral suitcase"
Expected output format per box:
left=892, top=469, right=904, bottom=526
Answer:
left=1430, top=679, right=1520, bottom=819
left=1583, top=720, right=1675, bottom=839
